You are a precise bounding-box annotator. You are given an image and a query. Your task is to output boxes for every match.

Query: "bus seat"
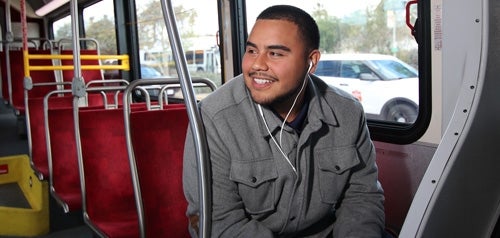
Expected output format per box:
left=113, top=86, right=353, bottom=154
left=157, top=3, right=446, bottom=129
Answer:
left=77, top=107, right=140, bottom=237
left=4, top=49, right=58, bottom=112
left=60, top=49, right=104, bottom=84
left=46, top=89, right=125, bottom=212
left=27, top=95, right=73, bottom=179
left=47, top=106, right=81, bottom=211
left=26, top=49, right=59, bottom=98
left=0, top=51, right=9, bottom=103
left=128, top=105, right=189, bottom=237
left=47, top=103, right=104, bottom=212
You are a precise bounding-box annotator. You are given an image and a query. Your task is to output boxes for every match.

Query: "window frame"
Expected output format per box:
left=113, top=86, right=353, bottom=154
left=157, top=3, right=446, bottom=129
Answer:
left=365, top=0, right=431, bottom=144
left=237, top=0, right=432, bottom=144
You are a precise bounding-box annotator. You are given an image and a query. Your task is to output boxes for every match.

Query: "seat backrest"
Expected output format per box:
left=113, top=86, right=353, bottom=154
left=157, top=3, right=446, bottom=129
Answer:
left=128, top=105, right=189, bottom=237
left=46, top=88, right=125, bottom=212
left=5, top=49, right=57, bottom=112
left=47, top=102, right=106, bottom=212
left=0, top=51, right=9, bottom=102
left=60, top=49, right=103, bottom=84
left=78, top=107, right=140, bottom=237
left=27, top=95, right=73, bottom=179
left=27, top=49, right=59, bottom=98
left=47, top=105, right=81, bottom=211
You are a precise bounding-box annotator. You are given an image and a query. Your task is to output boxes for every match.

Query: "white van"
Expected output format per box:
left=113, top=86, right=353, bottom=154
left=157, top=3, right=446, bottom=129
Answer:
left=315, top=54, right=419, bottom=123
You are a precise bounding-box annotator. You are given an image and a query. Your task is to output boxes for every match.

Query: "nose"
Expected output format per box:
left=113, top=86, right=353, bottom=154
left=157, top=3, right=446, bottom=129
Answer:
left=251, top=53, right=268, bottom=71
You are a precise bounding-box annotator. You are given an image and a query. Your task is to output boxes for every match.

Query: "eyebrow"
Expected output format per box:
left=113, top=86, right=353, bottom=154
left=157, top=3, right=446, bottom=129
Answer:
left=246, top=41, right=291, bottom=52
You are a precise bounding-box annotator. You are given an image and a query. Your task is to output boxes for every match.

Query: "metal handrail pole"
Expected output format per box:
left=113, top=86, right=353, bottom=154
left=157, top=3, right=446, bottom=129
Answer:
left=160, top=1, right=212, bottom=237
left=69, top=0, right=85, bottom=98
left=4, top=0, right=13, bottom=102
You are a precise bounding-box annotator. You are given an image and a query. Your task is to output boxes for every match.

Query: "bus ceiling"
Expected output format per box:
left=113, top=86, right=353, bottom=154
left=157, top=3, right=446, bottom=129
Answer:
left=3, top=0, right=77, bottom=18
left=3, top=0, right=39, bottom=19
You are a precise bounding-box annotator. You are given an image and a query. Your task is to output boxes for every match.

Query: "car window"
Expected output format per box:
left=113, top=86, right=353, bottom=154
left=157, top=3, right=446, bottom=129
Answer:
left=340, top=62, right=359, bottom=78
left=315, top=60, right=340, bottom=77
left=368, top=60, right=418, bottom=80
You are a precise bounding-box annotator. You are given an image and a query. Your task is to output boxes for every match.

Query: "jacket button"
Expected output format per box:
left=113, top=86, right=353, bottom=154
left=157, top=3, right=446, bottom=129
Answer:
left=334, top=165, right=341, bottom=171
left=251, top=177, right=257, bottom=183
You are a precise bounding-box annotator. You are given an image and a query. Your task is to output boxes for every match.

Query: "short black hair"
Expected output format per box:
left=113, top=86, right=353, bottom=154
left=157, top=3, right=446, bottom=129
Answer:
left=257, top=5, right=320, bottom=53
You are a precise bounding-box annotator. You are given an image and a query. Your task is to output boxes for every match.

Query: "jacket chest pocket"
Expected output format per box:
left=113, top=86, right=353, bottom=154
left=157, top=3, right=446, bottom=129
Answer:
left=229, top=158, right=278, bottom=214
left=316, top=146, right=360, bottom=204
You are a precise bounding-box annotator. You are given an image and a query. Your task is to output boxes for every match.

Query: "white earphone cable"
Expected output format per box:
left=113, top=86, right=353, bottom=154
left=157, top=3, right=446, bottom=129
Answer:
left=258, top=104, right=297, bottom=174
left=257, top=63, right=312, bottom=175
left=278, top=72, right=309, bottom=146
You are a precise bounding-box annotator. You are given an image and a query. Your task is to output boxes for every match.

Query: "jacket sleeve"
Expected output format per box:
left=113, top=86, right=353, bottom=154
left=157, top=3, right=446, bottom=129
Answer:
left=331, top=113, right=385, bottom=237
left=183, top=110, right=275, bottom=238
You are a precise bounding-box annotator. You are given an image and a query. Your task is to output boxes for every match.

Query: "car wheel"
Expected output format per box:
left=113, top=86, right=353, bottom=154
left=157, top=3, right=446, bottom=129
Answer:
left=385, top=103, right=418, bottom=123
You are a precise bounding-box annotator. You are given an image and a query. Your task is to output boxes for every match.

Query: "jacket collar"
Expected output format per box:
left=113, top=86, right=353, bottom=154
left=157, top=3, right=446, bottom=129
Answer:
left=307, top=74, right=340, bottom=129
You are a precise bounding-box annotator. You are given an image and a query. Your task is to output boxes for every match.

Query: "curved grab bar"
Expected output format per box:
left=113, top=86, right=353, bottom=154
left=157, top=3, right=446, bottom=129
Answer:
left=85, top=79, right=130, bottom=88
left=157, top=79, right=216, bottom=109
left=125, top=77, right=217, bottom=110
left=57, top=38, right=99, bottom=51
left=160, top=1, right=212, bottom=237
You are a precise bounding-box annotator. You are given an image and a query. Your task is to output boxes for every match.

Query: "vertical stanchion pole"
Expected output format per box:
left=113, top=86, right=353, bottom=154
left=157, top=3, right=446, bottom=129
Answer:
left=159, top=1, right=212, bottom=237
left=70, top=0, right=85, bottom=98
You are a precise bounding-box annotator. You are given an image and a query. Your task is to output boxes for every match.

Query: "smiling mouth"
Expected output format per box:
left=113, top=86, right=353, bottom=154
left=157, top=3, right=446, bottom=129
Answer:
left=254, top=78, right=273, bottom=84
left=249, top=72, right=277, bottom=86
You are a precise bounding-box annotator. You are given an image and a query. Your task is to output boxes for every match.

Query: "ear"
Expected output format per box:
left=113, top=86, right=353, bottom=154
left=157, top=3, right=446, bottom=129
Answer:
left=308, top=50, right=321, bottom=73
left=307, top=61, right=313, bottom=72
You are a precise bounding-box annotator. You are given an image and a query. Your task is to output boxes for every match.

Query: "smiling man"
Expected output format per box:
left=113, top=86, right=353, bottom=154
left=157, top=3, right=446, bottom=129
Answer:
left=183, top=5, right=385, bottom=237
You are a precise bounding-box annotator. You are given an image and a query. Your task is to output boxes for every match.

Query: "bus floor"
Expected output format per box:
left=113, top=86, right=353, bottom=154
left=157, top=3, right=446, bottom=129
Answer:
left=0, top=97, right=94, bottom=238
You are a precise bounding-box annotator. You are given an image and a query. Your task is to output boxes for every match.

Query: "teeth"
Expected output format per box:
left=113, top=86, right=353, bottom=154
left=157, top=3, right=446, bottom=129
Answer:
left=254, top=78, right=272, bottom=84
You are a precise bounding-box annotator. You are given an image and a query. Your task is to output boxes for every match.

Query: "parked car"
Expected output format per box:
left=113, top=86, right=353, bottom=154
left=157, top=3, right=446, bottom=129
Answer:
left=315, top=53, right=419, bottom=123
left=135, top=65, right=174, bottom=101
left=140, top=64, right=163, bottom=79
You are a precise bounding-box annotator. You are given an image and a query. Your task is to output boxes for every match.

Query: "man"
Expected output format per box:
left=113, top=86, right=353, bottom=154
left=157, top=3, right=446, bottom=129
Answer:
left=183, top=5, right=385, bottom=237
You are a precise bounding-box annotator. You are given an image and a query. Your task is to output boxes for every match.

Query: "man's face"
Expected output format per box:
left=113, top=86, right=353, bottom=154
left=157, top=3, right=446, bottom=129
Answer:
left=242, top=19, right=309, bottom=107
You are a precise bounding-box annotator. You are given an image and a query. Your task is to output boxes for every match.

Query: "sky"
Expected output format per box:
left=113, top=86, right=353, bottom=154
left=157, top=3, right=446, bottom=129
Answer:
left=83, top=0, right=382, bottom=36
left=188, top=0, right=381, bottom=35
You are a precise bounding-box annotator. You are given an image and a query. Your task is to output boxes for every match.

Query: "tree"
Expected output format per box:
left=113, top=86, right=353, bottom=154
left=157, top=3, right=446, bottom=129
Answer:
left=84, top=15, right=116, bottom=55
left=53, top=16, right=116, bottom=55
left=136, top=0, right=197, bottom=51
left=55, top=21, right=72, bottom=39
left=360, top=2, right=392, bottom=54
left=312, top=3, right=342, bottom=53
left=52, top=1, right=198, bottom=57
left=309, top=0, right=419, bottom=59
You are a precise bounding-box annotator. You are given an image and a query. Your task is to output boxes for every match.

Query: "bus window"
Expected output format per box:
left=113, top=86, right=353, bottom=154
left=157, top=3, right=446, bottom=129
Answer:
left=52, top=0, right=116, bottom=54
left=53, top=15, right=72, bottom=40
left=135, top=0, right=222, bottom=87
left=183, top=48, right=220, bottom=73
left=195, top=50, right=203, bottom=65
left=245, top=1, right=429, bottom=143
left=82, top=0, right=116, bottom=55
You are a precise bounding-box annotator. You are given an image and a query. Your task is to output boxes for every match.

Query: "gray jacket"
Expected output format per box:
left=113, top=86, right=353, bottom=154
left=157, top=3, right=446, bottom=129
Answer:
left=183, top=74, right=385, bottom=237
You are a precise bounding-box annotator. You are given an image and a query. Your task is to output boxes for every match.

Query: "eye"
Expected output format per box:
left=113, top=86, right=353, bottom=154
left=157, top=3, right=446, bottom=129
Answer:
left=269, top=51, right=284, bottom=57
left=245, top=47, right=257, bottom=55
